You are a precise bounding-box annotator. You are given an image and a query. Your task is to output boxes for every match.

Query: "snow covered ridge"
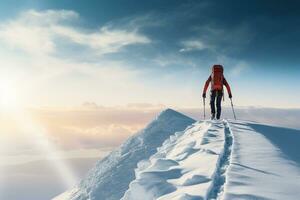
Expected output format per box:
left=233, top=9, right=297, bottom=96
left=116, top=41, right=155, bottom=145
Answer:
left=122, top=120, right=233, bottom=200
left=224, top=121, right=300, bottom=200
left=55, top=109, right=300, bottom=200
left=54, top=109, right=195, bottom=200
left=122, top=119, right=300, bottom=200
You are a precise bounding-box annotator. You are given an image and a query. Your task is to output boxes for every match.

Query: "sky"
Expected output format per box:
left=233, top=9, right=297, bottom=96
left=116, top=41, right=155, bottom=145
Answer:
left=0, top=0, right=300, bottom=109
left=1, top=1, right=300, bottom=199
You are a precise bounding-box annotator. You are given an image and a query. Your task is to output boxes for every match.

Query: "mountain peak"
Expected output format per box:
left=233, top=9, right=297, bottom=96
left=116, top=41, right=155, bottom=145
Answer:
left=159, top=108, right=178, bottom=115
left=56, top=109, right=195, bottom=200
left=157, top=108, right=191, bottom=121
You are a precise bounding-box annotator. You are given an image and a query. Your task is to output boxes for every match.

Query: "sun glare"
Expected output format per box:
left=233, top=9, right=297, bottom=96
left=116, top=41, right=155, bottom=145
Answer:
left=0, top=79, right=19, bottom=111
left=17, top=111, right=78, bottom=187
left=0, top=77, right=78, bottom=189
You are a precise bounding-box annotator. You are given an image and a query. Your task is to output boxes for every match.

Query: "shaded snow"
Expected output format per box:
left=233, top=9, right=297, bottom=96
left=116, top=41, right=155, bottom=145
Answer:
left=54, top=108, right=195, bottom=200
left=122, top=120, right=230, bottom=200
left=55, top=109, right=300, bottom=200
left=223, top=121, right=300, bottom=200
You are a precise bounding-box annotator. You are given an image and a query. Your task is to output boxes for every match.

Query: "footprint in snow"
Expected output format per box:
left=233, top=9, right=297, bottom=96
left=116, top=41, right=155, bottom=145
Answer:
left=182, top=175, right=211, bottom=186
left=175, top=193, right=204, bottom=200
left=203, top=149, right=218, bottom=155
left=148, top=159, right=179, bottom=171
left=174, top=148, right=199, bottom=161
left=141, top=168, right=182, bottom=180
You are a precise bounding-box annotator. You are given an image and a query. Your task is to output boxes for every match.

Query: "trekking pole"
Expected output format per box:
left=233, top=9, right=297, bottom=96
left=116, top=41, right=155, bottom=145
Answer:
left=203, top=97, right=206, bottom=120
left=230, top=98, right=237, bottom=120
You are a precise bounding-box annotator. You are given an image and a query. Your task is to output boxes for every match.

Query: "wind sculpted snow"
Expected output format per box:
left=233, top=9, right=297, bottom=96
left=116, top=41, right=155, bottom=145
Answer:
left=122, top=120, right=232, bottom=200
left=55, top=109, right=300, bottom=200
left=53, top=109, right=195, bottom=200
left=223, top=121, right=300, bottom=200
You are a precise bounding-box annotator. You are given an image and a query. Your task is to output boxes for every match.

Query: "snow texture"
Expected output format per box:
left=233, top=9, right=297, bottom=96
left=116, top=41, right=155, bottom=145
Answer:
left=223, top=121, right=300, bottom=200
left=54, top=109, right=195, bottom=200
left=122, top=120, right=231, bottom=200
left=123, top=120, right=300, bottom=200
left=55, top=109, right=300, bottom=200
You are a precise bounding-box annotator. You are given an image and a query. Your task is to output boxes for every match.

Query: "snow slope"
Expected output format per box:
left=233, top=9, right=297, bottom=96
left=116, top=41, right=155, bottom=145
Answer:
left=56, top=109, right=300, bottom=200
left=224, top=121, right=300, bottom=200
left=122, top=120, right=232, bottom=200
left=54, top=109, right=195, bottom=200
left=123, top=119, right=300, bottom=200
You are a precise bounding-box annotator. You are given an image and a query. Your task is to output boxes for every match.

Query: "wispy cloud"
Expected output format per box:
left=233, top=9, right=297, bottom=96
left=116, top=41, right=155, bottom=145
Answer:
left=153, top=54, right=199, bottom=68
left=189, top=22, right=254, bottom=55
left=214, top=55, right=249, bottom=76
left=0, top=9, right=155, bottom=107
left=0, top=9, right=150, bottom=57
left=52, top=25, right=150, bottom=55
left=229, top=61, right=249, bottom=76
left=28, top=104, right=166, bottom=150
left=16, top=105, right=300, bottom=152
left=179, top=39, right=208, bottom=52
left=3, top=102, right=300, bottom=171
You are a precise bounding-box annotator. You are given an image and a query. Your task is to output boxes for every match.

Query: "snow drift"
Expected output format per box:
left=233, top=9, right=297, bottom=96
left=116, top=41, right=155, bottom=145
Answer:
left=55, top=109, right=300, bottom=200
left=224, top=121, right=300, bottom=200
left=54, top=109, right=195, bottom=200
left=122, top=120, right=232, bottom=200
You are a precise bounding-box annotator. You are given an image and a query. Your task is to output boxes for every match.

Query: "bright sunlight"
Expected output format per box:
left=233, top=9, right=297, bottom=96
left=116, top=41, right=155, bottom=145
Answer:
left=0, top=78, right=19, bottom=111
left=0, top=76, right=78, bottom=190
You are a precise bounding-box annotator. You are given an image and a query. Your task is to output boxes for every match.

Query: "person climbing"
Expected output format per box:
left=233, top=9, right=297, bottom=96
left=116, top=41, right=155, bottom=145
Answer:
left=202, top=64, right=232, bottom=120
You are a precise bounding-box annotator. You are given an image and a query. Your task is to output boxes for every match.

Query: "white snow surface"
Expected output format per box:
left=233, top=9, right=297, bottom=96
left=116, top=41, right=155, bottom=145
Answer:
left=224, top=121, right=300, bottom=200
left=122, top=120, right=230, bottom=200
left=123, top=120, right=300, bottom=200
left=54, top=109, right=195, bottom=200
left=55, top=109, right=300, bottom=200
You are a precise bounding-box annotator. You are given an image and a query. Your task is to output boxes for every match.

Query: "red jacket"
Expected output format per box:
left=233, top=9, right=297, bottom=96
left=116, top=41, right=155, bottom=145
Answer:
left=203, top=75, right=232, bottom=95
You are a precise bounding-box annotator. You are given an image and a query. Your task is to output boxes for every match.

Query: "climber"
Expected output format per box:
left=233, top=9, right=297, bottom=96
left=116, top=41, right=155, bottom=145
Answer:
left=202, top=65, right=232, bottom=120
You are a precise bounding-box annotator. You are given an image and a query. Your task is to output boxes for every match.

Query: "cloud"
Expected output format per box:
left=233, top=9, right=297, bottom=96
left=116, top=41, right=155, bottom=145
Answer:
left=191, top=22, right=254, bottom=55
left=153, top=54, right=199, bottom=68
left=126, top=103, right=165, bottom=109
left=229, top=61, right=248, bottom=76
left=180, top=107, right=300, bottom=130
left=213, top=55, right=249, bottom=76
left=0, top=9, right=150, bottom=57
left=179, top=39, right=208, bottom=52
left=0, top=9, right=79, bottom=56
left=52, top=25, right=150, bottom=55
left=20, top=9, right=79, bottom=24
left=3, top=104, right=300, bottom=162
left=0, top=10, right=153, bottom=108
left=29, top=105, right=300, bottom=150
left=177, top=18, right=254, bottom=61
left=28, top=104, right=165, bottom=150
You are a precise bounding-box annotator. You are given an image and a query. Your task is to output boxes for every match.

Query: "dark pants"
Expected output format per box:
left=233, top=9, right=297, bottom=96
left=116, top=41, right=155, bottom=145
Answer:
left=210, top=90, right=223, bottom=119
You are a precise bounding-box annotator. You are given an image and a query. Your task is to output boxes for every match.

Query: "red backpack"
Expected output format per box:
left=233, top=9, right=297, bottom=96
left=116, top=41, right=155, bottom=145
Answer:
left=211, top=65, right=224, bottom=90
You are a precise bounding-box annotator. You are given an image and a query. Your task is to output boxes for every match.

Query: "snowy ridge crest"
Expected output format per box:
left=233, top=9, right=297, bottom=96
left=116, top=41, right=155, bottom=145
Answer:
left=122, top=120, right=232, bottom=200
left=54, top=108, right=195, bottom=200
left=55, top=110, right=300, bottom=200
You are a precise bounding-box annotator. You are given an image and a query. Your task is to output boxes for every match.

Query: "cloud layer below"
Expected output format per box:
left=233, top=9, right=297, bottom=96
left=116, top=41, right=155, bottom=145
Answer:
left=3, top=105, right=299, bottom=155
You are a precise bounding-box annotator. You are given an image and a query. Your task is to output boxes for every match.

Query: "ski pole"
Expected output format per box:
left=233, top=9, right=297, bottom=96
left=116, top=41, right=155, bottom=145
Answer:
left=230, top=98, right=237, bottom=120
left=203, top=97, right=206, bottom=120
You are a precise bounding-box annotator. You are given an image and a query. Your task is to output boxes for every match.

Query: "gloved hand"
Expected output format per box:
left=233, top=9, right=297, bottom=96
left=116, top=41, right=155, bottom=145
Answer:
left=202, top=93, right=206, bottom=98
left=229, top=93, right=232, bottom=98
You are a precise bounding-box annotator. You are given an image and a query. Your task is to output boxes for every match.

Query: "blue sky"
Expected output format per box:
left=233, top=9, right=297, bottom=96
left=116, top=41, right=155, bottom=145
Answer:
left=0, top=0, right=299, bottom=109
